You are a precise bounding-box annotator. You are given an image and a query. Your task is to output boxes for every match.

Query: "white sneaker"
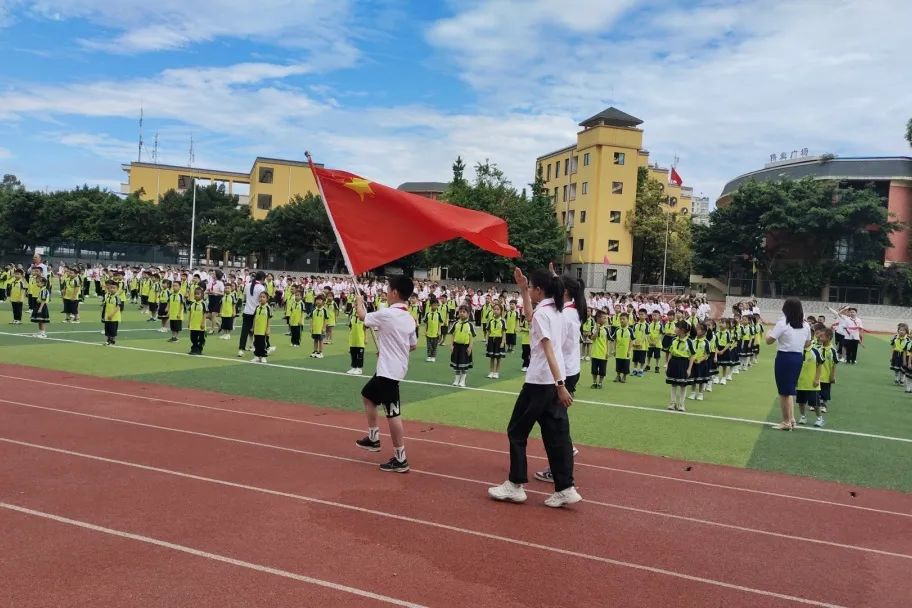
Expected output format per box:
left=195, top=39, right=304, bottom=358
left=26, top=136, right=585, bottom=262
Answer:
left=458, top=377, right=467, bottom=387
left=688, top=394, right=696, bottom=400
left=219, top=334, right=230, bottom=340
left=521, top=367, right=528, bottom=372
left=315, top=353, right=324, bottom=359
left=572, top=447, right=579, bottom=457
left=706, top=384, right=713, bottom=392
left=252, top=356, right=261, bottom=363
left=697, top=394, right=704, bottom=401
left=346, top=368, right=356, bottom=375
left=544, top=487, right=582, bottom=508
left=814, top=417, right=825, bottom=428
left=493, top=372, right=500, bottom=379
left=713, top=378, right=720, bottom=385
left=268, top=346, right=277, bottom=353
left=486, top=372, right=494, bottom=378
left=452, top=377, right=460, bottom=386
left=426, top=357, right=432, bottom=362
left=237, top=350, right=245, bottom=357
left=488, top=481, right=527, bottom=503
left=720, top=379, right=727, bottom=385
left=261, top=358, right=268, bottom=364
left=354, top=369, right=363, bottom=375
left=429, top=357, right=436, bottom=362
left=798, top=415, right=807, bottom=425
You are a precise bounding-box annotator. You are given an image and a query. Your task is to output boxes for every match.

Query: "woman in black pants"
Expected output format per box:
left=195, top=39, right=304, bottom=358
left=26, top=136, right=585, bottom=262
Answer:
left=238, top=270, right=266, bottom=356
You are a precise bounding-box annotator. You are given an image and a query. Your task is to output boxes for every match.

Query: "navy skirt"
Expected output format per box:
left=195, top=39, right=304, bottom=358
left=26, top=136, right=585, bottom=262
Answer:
left=774, top=351, right=803, bottom=396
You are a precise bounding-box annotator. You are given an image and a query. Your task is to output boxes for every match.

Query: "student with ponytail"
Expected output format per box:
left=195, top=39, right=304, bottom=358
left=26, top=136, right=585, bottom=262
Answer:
left=489, top=267, right=581, bottom=509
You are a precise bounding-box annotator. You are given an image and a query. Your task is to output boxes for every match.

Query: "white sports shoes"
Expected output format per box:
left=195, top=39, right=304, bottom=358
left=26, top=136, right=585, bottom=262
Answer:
left=544, top=487, right=583, bottom=508
left=488, top=481, right=527, bottom=503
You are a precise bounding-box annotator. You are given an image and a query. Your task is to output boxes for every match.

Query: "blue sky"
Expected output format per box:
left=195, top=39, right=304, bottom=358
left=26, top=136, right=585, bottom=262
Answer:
left=0, top=0, right=910, bottom=199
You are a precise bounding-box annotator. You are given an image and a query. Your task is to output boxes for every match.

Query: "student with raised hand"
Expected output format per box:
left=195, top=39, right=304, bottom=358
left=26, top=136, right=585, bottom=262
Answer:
left=489, top=267, right=581, bottom=509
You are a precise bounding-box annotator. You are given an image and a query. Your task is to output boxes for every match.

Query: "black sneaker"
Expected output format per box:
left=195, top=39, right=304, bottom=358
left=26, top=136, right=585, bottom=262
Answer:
left=355, top=436, right=381, bottom=452
left=379, top=457, right=409, bottom=473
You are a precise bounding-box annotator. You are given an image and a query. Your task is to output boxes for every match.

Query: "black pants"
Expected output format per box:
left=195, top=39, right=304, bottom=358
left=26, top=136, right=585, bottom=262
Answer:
left=238, top=313, right=254, bottom=350
left=843, top=338, right=859, bottom=363
left=11, top=302, right=23, bottom=321
left=521, top=345, right=531, bottom=368
left=350, top=347, right=364, bottom=368
left=104, top=321, right=118, bottom=343
left=253, top=335, right=268, bottom=358
left=507, top=383, right=574, bottom=491
left=290, top=325, right=302, bottom=346
left=426, top=336, right=439, bottom=358
left=190, top=330, right=206, bottom=353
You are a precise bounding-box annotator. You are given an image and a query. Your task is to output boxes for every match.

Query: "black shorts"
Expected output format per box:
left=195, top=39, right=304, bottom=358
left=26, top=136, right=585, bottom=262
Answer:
left=662, top=335, right=674, bottom=352
left=361, top=375, right=401, bottom=418
left=632, top=350, right=647, bottom=365
left=208, top=295, right=223, bottom=315
left=591, top=358, right=607, bottom=377
left=312, top=333, right=324, bottom=341
left=157, top=303, right=169, bottom=319
left=140, top=295, right=149, bottom=306
left=796, top=389, right=820, bottom=407
left=220, top=316, right=234, bottom=331
left=616, top=358, right=631, bottom=375
left=170, top=320, right=183, bottom=332
left=63, top=299, right=79, bottom=315
left=819, top=382, right=832, bottom=402
left=648, top=346, right=661, bottom=359
left=506, top=333, right=517, bottom=346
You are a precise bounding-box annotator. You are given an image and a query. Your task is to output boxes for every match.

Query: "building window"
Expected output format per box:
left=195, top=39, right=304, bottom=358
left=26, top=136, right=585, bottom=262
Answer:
left=577, top=268, right=583, bottom=280
left=563, top=185, right=568, bottom=202
left=613, top=152, right=625, bottom=165
left=581, top=182, right=588, bottom=195
left=561, top=211, right=566, bottom=225
left=610, top=210, right=622, bottom=223
left=569, top=183, right=577, bottom=200
left=571, top=156, right=578, bottom=174
left=177, top=175, right=192, bottom=190
left=257, top=193, right=273, bottom=210
left=567, top=210, right=575, bottom=227
left=580, top=210, right=587, bottom=223
left=553, top=187, right=559, bottom=201
left=578, top=238, right=584, bottom=251
left=606, top=269, right=618, bottom=282
left=612, top=181, right=624, bottom=195
left=835, top=238, right=851, bottom=261
left=546, top=164, right=551, bottom=181
left=583, top=152, right=590, bottom=166
left=258, top=167, right=274, bottom=184
left=555, top=161, right=561, bottom=178
left=565, top=237, right=573, bottom=254
left=608, top=240, right=620, bottom=252
left=564, top=158, right=570, bottom=175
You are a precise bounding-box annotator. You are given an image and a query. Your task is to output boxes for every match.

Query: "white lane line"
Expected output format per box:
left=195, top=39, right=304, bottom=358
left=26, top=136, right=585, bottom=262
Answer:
left=1, top=331, right=910, bottom=444
left=2, top=372, right=910, bottom=519
left=0, top=501, right=427, bottom=608
left=0, top=439, right=851, bottom=608
left=1, top=405, right=909, bottom=562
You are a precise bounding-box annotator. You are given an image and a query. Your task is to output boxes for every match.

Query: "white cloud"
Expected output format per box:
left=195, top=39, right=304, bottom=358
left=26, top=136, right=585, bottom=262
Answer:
left=427, top=0, right=912, bottom=197
left=24, top=0, right=359, bottom=58
left=0, top=146, right=11, bottom=159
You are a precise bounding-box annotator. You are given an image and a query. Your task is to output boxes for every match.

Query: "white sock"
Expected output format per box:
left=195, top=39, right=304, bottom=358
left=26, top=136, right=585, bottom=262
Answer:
left=368, top=427, right=380, bottom=442
left=394, top=446, right=406, bottom=461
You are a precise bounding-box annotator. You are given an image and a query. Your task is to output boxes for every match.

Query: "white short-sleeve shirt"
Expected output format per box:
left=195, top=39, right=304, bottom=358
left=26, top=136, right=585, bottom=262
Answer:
left=243, top=283, right=266, bottom=315
left=767, top=318, right=811, bottom=353
left=526, top=298, right=565, bottom=385
left=364, top=303, right=417, bottom=381
left=840, top=315, right=863, bottom=340
left=561, top=304, right=581, bottom=377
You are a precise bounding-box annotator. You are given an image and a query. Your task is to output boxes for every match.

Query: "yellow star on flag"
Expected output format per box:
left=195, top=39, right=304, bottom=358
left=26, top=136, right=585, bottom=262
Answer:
left=343, top=177, right=374, bottom=201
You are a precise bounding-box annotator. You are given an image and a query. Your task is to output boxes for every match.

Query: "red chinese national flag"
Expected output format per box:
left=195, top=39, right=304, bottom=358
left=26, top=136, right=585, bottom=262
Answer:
left=310, top=165, right=521, bottom=275
left=670, top=167, right=683, bottom=186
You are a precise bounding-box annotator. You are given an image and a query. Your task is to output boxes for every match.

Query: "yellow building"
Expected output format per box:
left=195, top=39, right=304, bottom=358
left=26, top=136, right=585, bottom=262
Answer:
left=536, top=107, right=693, bottom=291
left=122, top=157, right=321, bottom=220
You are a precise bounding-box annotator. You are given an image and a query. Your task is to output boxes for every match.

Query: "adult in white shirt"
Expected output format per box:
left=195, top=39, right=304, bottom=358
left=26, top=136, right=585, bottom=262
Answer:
left=207, top=269, right=226, bottom=333
left=354, top=275, right=418, bottom=473
left=489, top=268, right=581, bottom=508
left=535, top=269, right=585, bottom=484
left=829, top=305, right=863, bottom=364
left=238, top=271, right=266, bottom=355
left=766, top=298, right=811, bottom=430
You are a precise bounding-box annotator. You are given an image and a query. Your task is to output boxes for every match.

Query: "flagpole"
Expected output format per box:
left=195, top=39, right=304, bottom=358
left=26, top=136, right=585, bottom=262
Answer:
left=661, top=211, right=670, bottom=292
left=189, top=135, right=197, bottom=271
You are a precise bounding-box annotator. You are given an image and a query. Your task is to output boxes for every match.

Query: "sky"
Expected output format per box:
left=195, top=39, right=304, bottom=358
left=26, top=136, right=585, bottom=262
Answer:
left=0, top=0, right=910, bottom=200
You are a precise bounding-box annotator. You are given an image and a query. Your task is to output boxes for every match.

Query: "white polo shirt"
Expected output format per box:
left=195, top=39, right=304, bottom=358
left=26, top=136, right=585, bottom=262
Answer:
left=364, top=303, right=417, bottom=381
left=767, top=318, right=810, bottom=353
left=526, top=298, right=565, bottom=385
left=561, top=304, right=581, bottom=377
left=243, top=282, right=266, bottom=315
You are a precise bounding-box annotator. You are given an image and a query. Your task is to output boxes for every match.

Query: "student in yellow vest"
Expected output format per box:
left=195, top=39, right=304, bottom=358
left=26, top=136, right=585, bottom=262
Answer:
left=310, top=294, right=328, bottom=358
left=504, top=300, right=520, bottom=354
left=62, top=267, right=82, bottom=323
left=252, top=291, right=271, bottom=363
left=688, top=323, right=712, bottom=402
left=8, top=268, right=27, bottom=324
left=889, top=323, right=908, bottom=385
left=518, top=314, right=531, bottom=372
left=166, top=282, right=184, bottom=342
left=128, top=271, right=139, bottom=304
left=146, top=273, right=162, bottom=322
left=347, top=308, right=366, bottom=376
left=817, top=327, right=838, bottom=420
left=486, top=303, right=507, bottom=379
left=303, top=285, right=316, bottom=316
left=155, top=279, right=171, bottom=334
left=631, top=308, right=649, bottom=377
left=27, top=268, right=40, bottom=313
left=139, top=273, right=151, bottom=310
left=288, top=286, right=306, bottom=347
left=438, top=294, right=451, bottom=347
left=408, top=294, right=421, bottom=339
left=450, top=305, right=475, bottom=387
left=795, top=341, right=823, bottom=426
left=611, top=312, right=634, bottom=383
left=424, top=296, right=444, bottom=362
left=102, top=279, right=122, bottom=345
left=322, top=287, right=337, bottom=344
left=647, top=310, right=663, bottom=373
left=580, top=313, right=595, bottom=362
left=481, top=296, right=494, bottom=340
left=587, top=310, right=608, bottom=388
left=30, top=276, right=50, bottom=338
left=218, top=284, right=238, bottom=340
left=666, top=322, right=696, bottom=411
left=187, top=288, right=207, bottom=355
left=0, top=265, right=8, bottom=303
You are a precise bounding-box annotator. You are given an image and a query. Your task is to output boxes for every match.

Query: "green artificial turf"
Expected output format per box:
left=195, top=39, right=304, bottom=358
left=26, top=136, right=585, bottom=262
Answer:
left=1, top=298, right=910, bottom=492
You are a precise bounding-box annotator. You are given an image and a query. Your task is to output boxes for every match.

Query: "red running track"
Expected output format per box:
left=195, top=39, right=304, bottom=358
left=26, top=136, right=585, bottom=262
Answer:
left=0, top=364, right=910, bottom=607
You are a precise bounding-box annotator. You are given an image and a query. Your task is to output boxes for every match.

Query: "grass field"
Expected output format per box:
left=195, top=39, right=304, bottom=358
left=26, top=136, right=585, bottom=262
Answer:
left=1, top=298, right=910, bottom=492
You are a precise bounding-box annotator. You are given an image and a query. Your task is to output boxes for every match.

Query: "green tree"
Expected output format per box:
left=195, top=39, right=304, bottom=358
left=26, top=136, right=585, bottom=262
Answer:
left=627, top=167, right=692, bottom=284
left=1, top=174, right=23, bottom=192
left=906, top=117, right=912, bottom=148
left=260, top=193, right=342, bottom=271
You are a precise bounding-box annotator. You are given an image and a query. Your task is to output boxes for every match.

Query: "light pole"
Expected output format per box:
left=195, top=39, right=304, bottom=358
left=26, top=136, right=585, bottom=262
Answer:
left=188, top=135, right=197, bottom=271
left=661, top=211, right=671, bottom=292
